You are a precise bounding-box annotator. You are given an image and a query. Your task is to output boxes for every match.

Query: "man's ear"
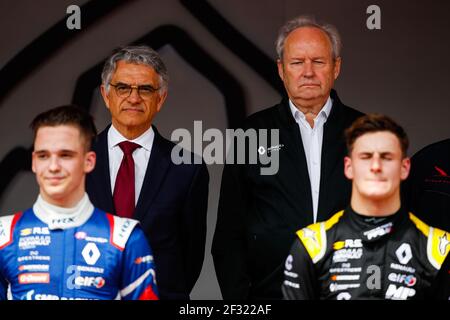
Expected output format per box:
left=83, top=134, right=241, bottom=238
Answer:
left=156, top=89, right=168, bottom=113
left=277, top=59, right=284, bottom=82
left=334, top=57, right=342, bottom=80
left=31, top=151, right=36, bottom=173
left=344, top=156, right=353, bottom=180
left=100, top=85, right=110, bottom=110
left=84, top=151, right=96, bottom=174
left=400, top=157, right=411, bottom=181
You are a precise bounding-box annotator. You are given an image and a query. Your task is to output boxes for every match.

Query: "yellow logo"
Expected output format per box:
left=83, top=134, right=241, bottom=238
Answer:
left=20, top=228, right=32, bottom=236
left=333, top=241, right=345, bottom=250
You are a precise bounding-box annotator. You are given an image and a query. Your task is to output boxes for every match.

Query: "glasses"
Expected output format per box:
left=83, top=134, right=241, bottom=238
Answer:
left=109, top=83, right=160, bottom=99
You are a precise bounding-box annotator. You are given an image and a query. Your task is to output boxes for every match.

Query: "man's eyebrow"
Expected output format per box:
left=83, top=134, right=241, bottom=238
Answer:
left=380, top=151, right=395, bottom=156
left=356, top=151, right=395, bottom=155
left=34, top=149, right=77, bottom=154
left=114, top=82, right=155, bottom=87
left=59, top=149, right=78, bottom=154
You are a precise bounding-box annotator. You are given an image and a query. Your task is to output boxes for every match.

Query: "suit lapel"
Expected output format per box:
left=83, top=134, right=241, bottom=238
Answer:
left=321, top=96, right=344, bottom=177
left=133, top=127, right=171, bottom=221
left=277, top=100, right=313, bottom=214
left=318, top=91, right=346, bottom=218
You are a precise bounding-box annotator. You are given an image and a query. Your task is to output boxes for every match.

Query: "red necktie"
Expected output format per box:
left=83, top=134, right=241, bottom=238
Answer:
left=113, top=141, right=141, bottom=218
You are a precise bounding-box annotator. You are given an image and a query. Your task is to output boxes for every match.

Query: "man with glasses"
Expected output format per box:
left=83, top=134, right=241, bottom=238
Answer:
left=86, top=46, right=209, bottom=300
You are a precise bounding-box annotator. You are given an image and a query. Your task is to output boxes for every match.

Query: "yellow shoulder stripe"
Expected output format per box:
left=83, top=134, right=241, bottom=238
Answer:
left=428, top=227, right=450, bottom=269
left=297, top=210, right=345, bottom=264
left=325, top=210, right=345, bottom=231
left=408, top=212, right=430, bottom=237
left=409, top=213, right=450, bottom=269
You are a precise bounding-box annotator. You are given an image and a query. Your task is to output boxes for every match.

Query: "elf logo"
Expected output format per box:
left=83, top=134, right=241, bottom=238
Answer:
left=74, top=276, right=105, bottom=289
left=388, top=273, right=417, bottom=287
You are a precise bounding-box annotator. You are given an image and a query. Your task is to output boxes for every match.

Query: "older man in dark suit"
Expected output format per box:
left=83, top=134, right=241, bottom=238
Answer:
left=212, top=15, right=363, bottom=299
left=86, top=46, right=209, bottom=300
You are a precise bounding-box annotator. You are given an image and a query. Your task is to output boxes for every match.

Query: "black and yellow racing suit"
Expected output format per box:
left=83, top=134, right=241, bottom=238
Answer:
left=282, top=207, right=450, bottom=300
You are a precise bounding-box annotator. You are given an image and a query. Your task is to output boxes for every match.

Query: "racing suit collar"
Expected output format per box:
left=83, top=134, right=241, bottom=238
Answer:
left=346, top=206, right=408, bottom=243
left=33, top=193, right=95, bottom=230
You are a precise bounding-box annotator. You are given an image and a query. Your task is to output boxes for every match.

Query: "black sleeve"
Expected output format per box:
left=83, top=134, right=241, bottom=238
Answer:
left=182, top=163, right=209, bottom=293
left=282, top=238, right=319, bottom=300
left=0, top=273, right=7, bottom=300
left=427, top=254, right=450, bottom=300
left=212, top=163, right=250, bottom=299
left=402, top=152, right=423, bottom=212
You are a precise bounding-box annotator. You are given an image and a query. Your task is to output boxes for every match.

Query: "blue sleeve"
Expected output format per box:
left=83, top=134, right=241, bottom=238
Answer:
left=120, top=225, right=158, bottom=300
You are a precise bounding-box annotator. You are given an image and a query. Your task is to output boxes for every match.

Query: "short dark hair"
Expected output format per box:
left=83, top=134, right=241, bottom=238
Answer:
left=345, top=114, right=409, bottom=158
left=30, top=105, right=97, bottom=151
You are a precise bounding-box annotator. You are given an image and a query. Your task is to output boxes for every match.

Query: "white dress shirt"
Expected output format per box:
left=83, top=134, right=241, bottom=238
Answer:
left=289, top=97, right=333, bottom=222
left=107, top=125, right=154, bottom=205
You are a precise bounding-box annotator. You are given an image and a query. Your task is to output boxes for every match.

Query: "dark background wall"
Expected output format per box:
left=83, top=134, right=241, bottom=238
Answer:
left=1, top=0, right=449, bottom=299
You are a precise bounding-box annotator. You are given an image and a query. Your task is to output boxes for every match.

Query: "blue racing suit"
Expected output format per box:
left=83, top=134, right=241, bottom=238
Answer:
left=0, top=207, right=158, bottom=300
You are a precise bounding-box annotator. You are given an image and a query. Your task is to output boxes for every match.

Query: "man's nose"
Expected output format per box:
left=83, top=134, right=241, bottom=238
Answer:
left=127, top=87, right=143, bottom=103
left=49, top=156, right=61, bottom=172
left=370, top=156, right=382, bottom=173
left=303, top=61, right=314, bottom=77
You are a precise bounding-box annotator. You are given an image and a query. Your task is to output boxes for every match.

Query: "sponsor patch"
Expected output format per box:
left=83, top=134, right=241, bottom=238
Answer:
left=385, top=284, right=416, bottom=300
left=388, top=273, right=417, bottom=287
left=332, top=248, right=363, bottom=263
left=18, top=236, right=51, bottom=250
left=18, top=273, right=50, bottom=284
left=363, top=222, right=393, bottom=241
left=18, top=264, right=49, bottom=272
left=134, top=255, right=154, bottom=264
left=74, top=276, right=105, bottom=288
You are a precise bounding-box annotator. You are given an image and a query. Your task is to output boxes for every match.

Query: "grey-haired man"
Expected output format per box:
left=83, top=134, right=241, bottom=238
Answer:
left=87, top=46, right=209, bottom=300
left=213, top=16, right=363, bottom=299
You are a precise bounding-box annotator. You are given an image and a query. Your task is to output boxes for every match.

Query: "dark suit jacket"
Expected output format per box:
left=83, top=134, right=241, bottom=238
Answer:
left=212, top=90, right=363, bottom=299
left=86, top=125, right=209, bottom=300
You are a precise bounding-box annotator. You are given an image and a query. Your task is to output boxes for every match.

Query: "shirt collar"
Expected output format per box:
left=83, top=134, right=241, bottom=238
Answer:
left=346, top=206, right=408, bottom=243
left=33, top=193, right=94, bottom=230
left=289, top=96, right=333, bottom=123
left=108, top=124, right=155, bottom=152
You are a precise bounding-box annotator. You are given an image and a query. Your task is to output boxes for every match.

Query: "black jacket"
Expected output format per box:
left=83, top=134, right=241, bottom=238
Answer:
left=86, top=126, right=209, bottom=300
left=283, top=207, right=450, bottom=300
left=405, top=139, right=450, bottom=232
left=212, top=90, right=363, bottom=299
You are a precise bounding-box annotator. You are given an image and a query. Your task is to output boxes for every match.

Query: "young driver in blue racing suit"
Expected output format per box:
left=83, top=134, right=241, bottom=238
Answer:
left=0, top=105, right=158, bottom=300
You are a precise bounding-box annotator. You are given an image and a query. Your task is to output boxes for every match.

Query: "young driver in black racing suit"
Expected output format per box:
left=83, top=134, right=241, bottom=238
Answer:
left=282, top=114, right=450, bottom=300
